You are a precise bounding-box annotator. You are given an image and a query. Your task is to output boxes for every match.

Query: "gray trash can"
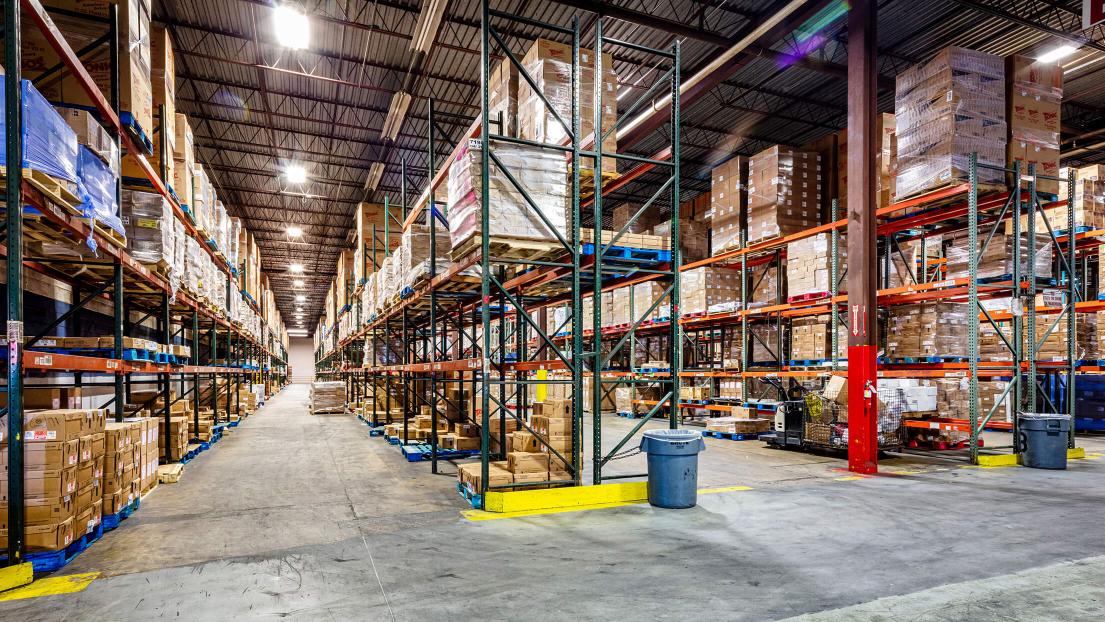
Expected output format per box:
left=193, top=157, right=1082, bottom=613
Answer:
left=1019, top=413, right=1071, bottom=470
left=639, top=429, right=706, bottom=508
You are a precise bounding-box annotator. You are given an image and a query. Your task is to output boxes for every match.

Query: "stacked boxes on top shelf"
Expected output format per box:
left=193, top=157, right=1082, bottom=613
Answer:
left=710, top=156, right=746, bottom=253
left=1005, top=55, right=1062, bottom=196
left=894, top=46, right=1006, bottom=200
left=1057, top=165, right=1105, bottom=232
left=746, top=146, right=821, bottom=244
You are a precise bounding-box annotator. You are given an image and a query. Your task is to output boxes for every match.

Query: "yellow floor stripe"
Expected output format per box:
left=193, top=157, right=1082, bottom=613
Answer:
left=835, top=475, right=867, bottom=481
left=0, top=572, right=100, bottom=602
left=464, top=484, right=752, bottom=521
left=0, top=563, right=33, bottom=593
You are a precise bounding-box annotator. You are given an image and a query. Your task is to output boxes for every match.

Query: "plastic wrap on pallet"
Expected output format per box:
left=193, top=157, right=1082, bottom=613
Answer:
left=885, top=302, right=968, bottom=360
left=887, top=235, right=941, bottom=289
left=633, top=281, right=667, bottom=323
left=76, top=146, right=124, bottom=235
left=894, top=46, right=1006, bottom=199
left=56, top=107, right=120, bottom=174
left=680, top=267, right=741, bottom=316
left=446, top=139, right=568, bottom=250
left=401, top=221, right=451, bottom=285
left=786, top=233, right=846, bottom=296
left=516, top=38, right=618, bottom=175
left=790, top=314, right=846, bottom=362
left=0, top=79, right=79, bottom=182
left=746, top=146, right=821, bottom=243
left=122, top=189, right=176, bottom=271
left=750, top=323, right=782, bottom=364
left=944, top=230, right=1053, bottom=280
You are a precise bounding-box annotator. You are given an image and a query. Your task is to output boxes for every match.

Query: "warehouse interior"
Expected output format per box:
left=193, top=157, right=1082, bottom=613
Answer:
left=3, top=0, right=1105, bottom=619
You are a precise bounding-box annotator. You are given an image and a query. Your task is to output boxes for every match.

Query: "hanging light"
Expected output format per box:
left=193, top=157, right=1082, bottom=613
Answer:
left=273, top=5, right=310, bottom=50
left=284, top=163, right=308, bottom=184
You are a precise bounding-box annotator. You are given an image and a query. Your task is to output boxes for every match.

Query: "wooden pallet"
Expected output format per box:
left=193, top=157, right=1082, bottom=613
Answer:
left=93, top=221, right=128, bottom=247
left=579, top=168, right=621, bottom=199
left=887, top=181, right=1007, bottom=217
left=1, top=167, right=83, bottom=216
left=450, top=234, right=564, bottom=263
left=157, top=463, right=185, bottom=484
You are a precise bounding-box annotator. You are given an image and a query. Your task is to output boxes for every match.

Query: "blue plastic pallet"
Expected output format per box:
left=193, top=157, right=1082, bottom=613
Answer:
left=0, top=522, right=104, bottom=574
left=120, top=111, right=154, bottom=155
left=701, top=430, right=766, bottom=441
left=682, top=399, right=710, bottom=405
left=638, top=367, right=670, bottom=373
left=1056, top=225, right=1093, bottom=236
left=102, top=498, right=140, bottom=531
left=580, top=243, right=672, bottom=264
left=401, top=443, right=480, bottom=462
left=977, top=274, right=1057, bottom=285
left=788, top=359, right=839, bottom=367
left=456, top=482, right=482, bottom=509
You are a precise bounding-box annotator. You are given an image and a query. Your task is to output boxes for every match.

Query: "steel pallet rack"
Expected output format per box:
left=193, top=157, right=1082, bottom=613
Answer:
left=314, top=5, right=683, bottom=504
left=3, top=0, right=287, bottom=567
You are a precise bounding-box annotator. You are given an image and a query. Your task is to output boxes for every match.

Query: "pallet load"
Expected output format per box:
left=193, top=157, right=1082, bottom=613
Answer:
left=680, top=266, right=741, bottom=316
left=887, top=235, right=942, bottom=288
left=1028, top=313, right=1098, bottom=362
left=790, top=315, right=846, bottom=363
left=651, top=216, right=709, bottom=263
left=310, top=381, right=346, bottom=414
left=103, top=419, right=142, bottom=517
left=945, top=230, right=1053, bottom=280
left=632, top=282, right=668, bottom=324
left=1006, top=55, right=1062, bottom=196
left=885, top=302, right=968, bottom=361
left=749, top=323, right=782, bottom=365
left=746, top=146, right=821, bottom=243
left=400, top=220, right=452, bottom=286
left=894, top=46, right=1006, bottom=200
left=710, top=156, right=745, bottom=253
left=17, top=0, right=153, bottom=139
left=1055, top=166, right=1105, bottom=233
left=786, top=233, right=846, bottom=302
left=122, top=189, right=179, bottom=281
left=159, top=416, right=190, bottom=463
left=0, top=410, right=98, bottom=552
left=0, top=79, right=79, bottom=192
left=707, top=417, right=771, bottom=435
left=749, top=263, right=782, bottom=307
left=515, top=38, right=618, bottom=179
left=447, top=139, right=568, bottom=259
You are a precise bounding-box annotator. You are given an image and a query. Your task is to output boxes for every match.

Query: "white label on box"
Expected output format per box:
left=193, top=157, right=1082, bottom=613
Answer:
left=27, top=430, right=56, bottom=441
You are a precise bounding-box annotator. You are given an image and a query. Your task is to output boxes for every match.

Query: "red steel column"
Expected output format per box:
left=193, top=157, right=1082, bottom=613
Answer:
left=846, top=0, right=879, bottom=474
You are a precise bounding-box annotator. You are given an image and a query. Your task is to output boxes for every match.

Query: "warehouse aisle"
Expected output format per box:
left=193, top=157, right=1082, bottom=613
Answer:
left=3, top=387, right=1105, bottom=620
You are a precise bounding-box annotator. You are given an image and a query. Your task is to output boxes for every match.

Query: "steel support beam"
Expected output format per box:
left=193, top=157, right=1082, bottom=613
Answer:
left=846, top=0, right=878, bottom=475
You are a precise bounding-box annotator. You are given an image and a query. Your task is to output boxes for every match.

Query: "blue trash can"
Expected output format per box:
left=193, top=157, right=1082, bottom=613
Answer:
left=639, top=429, right=706, bottom=508
left=1019, top=413, right=1071, bottom=470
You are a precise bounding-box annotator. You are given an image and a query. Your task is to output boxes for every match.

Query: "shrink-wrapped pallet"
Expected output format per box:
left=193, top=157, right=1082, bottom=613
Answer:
left=945, top=230, right=1053, bottom=280
left=885, top=302, right=968, bottom=360
left=746, top=146, right=821, bottom=243
left=447, top=140, right=568, bottom=252
left=894, top=46, right=1006, bottom=198
left=680, top=267, right=741, bottom=316
left=786, top=233, right=846, bottom=298
left=122, top=190, right=177, bottom=275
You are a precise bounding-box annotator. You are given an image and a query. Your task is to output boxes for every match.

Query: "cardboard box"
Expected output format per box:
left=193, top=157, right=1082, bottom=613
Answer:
left=2, top=440, right=79, bottom=470
left=2, top=467, right=79, bottom=499
left=21, top=409, right=89, bottom=442
left=2, top=517, right=75, bottom=552
left=507, top=451, right=550, bottom=474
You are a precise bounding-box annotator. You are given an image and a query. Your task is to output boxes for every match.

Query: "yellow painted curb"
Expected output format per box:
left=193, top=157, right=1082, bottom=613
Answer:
left=468, top=483, right=753, bottom=521
left=484, top=481, right=648, bottom=513
left=977, top=454, right=1020, bottom=468
left=0, top=572, right=100, bottom=602
left=0, top=563, right=33, bottom=593
left=977, top=448, right=1086, bottom=468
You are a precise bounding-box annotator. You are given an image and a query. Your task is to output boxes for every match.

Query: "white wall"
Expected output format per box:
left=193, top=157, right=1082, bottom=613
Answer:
left=288, top=337, right=316, bottom=383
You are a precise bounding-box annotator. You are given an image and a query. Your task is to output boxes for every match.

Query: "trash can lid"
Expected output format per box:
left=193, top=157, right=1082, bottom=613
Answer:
left=643, top=429, right=702, bottom=442
left=640, top=428, right=706, bottom=455
left=1018, top=413, right=1071, bottom=421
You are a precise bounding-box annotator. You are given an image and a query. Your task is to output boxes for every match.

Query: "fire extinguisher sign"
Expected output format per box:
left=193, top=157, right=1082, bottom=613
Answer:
left=1087, top=0, right=1105, bottom=28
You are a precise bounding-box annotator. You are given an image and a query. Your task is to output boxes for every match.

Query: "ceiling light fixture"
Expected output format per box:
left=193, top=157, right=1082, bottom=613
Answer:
left=289, top=263, right=304, bottom=274
left=285, top=164, right=308, bottom=184
left=273, top=5, right=310, bottom=50
left=287, top=225, right=303, bottom=237
left=1036, top=44, right=1078, bottom=64
left=295, top=295, right=306, bottom=302
left=293, top=279, right=305, bottom=287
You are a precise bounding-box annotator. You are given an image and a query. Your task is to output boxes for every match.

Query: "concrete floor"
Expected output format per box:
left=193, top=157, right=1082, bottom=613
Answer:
left=3, top=383, right=1104, bottom=621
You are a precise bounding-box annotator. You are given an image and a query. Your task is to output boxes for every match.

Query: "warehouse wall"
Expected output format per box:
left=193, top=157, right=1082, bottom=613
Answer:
left=289, top=337, right=315, bottom=383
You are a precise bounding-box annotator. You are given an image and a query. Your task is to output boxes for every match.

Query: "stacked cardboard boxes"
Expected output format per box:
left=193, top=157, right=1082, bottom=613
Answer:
left=746, top=147, right=821, bottom=243
left=0, top=409, right=98, bottom=551
left=103, top=420, right=142, bottom=517
left=887, top=235, right=942, bottom=288
left=786, top=233, right=846, bottom=299
left=790, top=315, right=845, bottom=362
left=1006, top=55, right=1062, bottom=196
left=750, top=264, right=782, bottom=307
left=895, top=46, right=1006, bottom=199
left=447, top=140, right=569, bottom=252
left=749, top=323, right=782, bottom=365
left=885, top=302, right=968, bottom=360
left=710, top=157, right=746, bottom=252
left=945, top=230, right=1053, bottom=280
left=19, top=0, right=153, bottom=137
left=515, top=39, right=618, bottom=175
left=1055, top=168, right=1105, bottom=232
left=806, top=113, right=897, bottom=211
left=680, top=266, right=741, bottom=316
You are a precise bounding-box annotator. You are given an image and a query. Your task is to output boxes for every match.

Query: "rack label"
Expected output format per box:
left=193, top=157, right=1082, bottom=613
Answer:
left=34, top=354, right=53, bottom=367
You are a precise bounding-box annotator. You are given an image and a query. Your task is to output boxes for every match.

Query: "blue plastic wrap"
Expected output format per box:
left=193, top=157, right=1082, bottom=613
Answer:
left=76, top=146, right=123, bottom=234
left=0, top=78, right=79, bottom=183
